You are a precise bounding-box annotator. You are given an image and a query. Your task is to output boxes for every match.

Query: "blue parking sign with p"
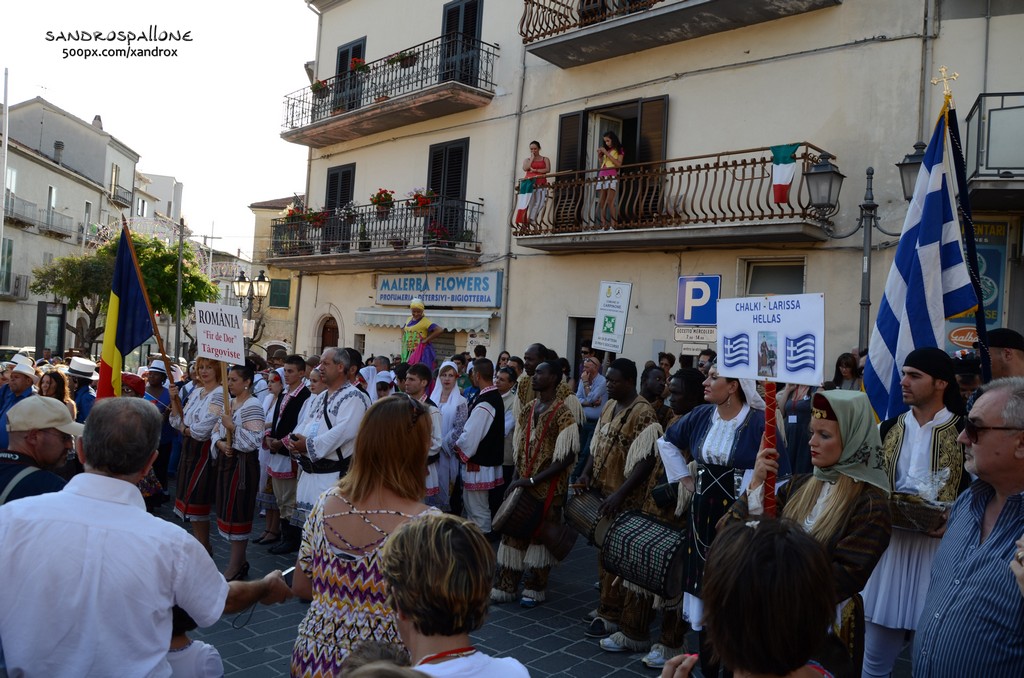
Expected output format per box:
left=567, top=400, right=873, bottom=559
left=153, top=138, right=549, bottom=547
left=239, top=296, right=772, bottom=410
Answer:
left=676, top=275, right=721, bottom=326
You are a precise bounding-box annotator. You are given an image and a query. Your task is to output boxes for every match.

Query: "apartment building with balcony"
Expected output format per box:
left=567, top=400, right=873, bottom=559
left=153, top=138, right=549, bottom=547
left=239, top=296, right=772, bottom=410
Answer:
left=1, top=131, right=107, bottom=349
left=251, top=195, right=305, bottom=358
left=275, top=0, right=513, bottom=359
left=274, top=0, right=1023, bottom=367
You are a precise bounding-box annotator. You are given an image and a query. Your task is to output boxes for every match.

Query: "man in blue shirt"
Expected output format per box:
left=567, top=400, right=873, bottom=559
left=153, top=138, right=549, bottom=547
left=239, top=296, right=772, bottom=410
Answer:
left=0, top=363, right=37, bottom=450
left=913, top=377, right=1024, bottom=677
left=572, top=355, right=606, bottom=481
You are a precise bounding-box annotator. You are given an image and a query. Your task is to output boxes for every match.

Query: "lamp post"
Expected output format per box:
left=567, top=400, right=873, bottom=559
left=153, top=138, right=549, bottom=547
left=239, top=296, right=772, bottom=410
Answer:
left=822, top=168, right=902, bottom=351
left=232, top=269, right=270, bottom=350
left=805, top=151, right=846, bottom=222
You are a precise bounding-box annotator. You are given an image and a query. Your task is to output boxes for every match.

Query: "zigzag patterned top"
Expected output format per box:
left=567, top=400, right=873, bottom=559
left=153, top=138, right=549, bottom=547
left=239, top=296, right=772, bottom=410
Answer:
left=291, top=490, right=435, bottom=678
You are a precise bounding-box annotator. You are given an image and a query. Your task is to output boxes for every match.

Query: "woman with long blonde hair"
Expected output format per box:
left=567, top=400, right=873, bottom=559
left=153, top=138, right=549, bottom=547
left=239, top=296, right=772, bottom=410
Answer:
left=728, top=389, right=892, bottom=677
left=290, top=394, right=435, bottom=677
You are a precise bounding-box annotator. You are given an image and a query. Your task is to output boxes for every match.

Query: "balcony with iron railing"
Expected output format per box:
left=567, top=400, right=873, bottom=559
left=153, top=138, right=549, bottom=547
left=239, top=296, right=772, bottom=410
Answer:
left=3, top=192, right=38, bottom=228
left=282, top=35, right=499, bottom=148
left=36, top=208, right=75, bottom=238
left=520, top=0, right=841, bottom=68
left=510, top=142, right=837, bottom=252
left=111, top=184, right=132, bottom=207
left=266, top=197, right=483, bottom=272
left=965, top=92, right=1024, bottom=212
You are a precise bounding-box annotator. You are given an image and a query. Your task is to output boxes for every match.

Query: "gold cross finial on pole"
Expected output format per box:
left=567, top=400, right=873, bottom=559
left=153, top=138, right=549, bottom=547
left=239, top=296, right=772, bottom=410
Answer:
left=931, top=65, right=958, bottom=97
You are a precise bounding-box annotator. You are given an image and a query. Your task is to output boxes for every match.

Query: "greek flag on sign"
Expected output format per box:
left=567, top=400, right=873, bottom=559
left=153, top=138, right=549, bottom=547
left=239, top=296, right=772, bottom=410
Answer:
left=785, top=334, right=816, bottom=372
left=863, top=106, right=978, bottom=420
left=723, top=334, right=750, bottom=368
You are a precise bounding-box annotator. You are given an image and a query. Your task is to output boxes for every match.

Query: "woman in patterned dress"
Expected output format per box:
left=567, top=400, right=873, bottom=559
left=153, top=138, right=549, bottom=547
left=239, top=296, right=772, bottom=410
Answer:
left=169, top=357, right=225, bottom=555
left=290, top=395, right=434, bottom=677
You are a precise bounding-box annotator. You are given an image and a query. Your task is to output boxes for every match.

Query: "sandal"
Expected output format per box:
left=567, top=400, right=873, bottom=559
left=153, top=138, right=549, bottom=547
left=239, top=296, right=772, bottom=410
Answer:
left=253, top=530, right=280, bottom=545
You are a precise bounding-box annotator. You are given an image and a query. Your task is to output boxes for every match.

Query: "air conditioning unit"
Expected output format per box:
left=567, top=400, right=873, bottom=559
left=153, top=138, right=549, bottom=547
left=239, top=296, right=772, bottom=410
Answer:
left=12, top=274, right=30, bottom=300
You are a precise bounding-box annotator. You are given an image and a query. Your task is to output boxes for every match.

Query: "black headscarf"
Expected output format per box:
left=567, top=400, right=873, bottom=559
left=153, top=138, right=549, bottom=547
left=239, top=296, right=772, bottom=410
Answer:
left=903, top=348, right=965, bottom=416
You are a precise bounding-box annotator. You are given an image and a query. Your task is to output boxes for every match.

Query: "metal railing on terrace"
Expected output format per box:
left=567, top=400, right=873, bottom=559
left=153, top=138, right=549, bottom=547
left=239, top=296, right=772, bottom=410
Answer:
left=520, top=0, right=664, bottom=43
left=510, top=143, right=834, bottom=235
left=282, top=34, right=498, bottom=131
left=965, top=92, right=1024, bottom=181
left=37, top=208, right=75, bottom=237
left=3, top=192, right=38, bottom=225
left=112, top=185, right=132, bottom=206
left=270, top=197, right=482, bottom=258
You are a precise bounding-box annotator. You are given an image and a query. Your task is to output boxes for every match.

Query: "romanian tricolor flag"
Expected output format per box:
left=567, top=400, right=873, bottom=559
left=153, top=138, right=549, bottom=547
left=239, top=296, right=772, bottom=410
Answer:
left=97, top=226, right=155, bottom=398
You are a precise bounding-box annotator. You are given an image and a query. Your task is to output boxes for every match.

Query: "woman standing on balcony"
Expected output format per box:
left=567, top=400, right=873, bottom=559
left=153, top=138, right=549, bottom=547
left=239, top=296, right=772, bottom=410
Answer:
left=521, top=140, right=551, bottom=228
left=596, top=130, right=624, bottom=230
left=401, top=298, right=443, bottom=369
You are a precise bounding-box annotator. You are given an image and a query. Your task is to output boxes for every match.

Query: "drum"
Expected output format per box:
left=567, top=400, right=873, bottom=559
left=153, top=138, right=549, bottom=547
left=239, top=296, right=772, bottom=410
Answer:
left=601, top=510, right=687, bottom=603
left=492, top=486, right=543, bottom=540
left=565, top=489, right=612, bottom=547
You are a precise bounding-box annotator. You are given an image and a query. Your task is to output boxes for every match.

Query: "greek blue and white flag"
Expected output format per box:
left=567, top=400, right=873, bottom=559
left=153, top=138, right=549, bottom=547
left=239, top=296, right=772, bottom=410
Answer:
left=863, top=107, right=978, bottom=420
left=785, top=334, right=816, bottom=372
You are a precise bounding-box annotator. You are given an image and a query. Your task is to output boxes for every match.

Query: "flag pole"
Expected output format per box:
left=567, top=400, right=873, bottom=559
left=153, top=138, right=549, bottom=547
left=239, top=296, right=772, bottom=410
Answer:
left=762, top=381, right=777, bottom=517
left=119, top=219, right=181, bottom=416
left=944, top=97, right=991, bottom=382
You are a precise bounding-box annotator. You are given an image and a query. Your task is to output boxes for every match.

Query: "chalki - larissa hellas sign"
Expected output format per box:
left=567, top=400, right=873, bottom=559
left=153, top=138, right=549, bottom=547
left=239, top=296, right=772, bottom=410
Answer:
left=715, top=293, right=824, bottom=386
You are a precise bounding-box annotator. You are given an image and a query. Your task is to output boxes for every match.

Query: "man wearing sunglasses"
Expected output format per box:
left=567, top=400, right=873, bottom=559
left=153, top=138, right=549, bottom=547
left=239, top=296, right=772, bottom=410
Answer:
left=914, top=377, right=1024, bottom=677
left=862, top=348, right=969, bottom=678
left=0, top=397, right=81, bottom=504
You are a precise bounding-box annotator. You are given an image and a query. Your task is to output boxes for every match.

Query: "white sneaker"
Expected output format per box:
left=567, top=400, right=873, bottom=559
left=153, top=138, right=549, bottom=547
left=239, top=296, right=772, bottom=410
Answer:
left=642, top=643, right=681, bottom=669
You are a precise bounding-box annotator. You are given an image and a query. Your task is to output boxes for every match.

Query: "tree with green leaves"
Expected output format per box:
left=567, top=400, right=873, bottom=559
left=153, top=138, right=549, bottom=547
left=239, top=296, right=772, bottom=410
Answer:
left=30, top=232, right=220, bottom=353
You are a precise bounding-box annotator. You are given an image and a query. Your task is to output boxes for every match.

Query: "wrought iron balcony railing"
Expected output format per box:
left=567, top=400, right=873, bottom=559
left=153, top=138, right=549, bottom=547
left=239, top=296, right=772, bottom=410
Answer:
left=37, top=208, right=74, bottom=237
left=520, top=0, right=664, bottom=43
left=270, top=197, right=482, bottom=258
left=510, top=143, right=834, bottom=235
left=111, top=185, right=132, bottom=206
left=282, top=34, right=498, bottom=132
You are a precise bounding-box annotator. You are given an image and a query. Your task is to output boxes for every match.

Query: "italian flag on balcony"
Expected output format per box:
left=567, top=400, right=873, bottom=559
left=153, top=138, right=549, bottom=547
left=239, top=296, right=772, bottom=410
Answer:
left=514, top=177, right=536, bottom=225
left=771, top=143, right=801, bottom=203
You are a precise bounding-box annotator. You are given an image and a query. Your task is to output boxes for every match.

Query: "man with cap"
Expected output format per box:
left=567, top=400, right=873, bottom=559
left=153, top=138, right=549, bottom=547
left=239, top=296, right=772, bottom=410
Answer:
left=0, top=397, right=80, bottom=504
left=0, top=357, right=38, bottom=450
left=861, top=347, right=970, bottom=678
left=983, top=328, right=1024, bottom=380
left=67, top=356, right=98, bottom=424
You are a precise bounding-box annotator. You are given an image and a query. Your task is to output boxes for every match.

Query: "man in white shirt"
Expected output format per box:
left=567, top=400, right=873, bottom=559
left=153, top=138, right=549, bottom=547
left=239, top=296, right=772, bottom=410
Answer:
left=0, top=398, right=291, bottom=678
left=455, top=359, right=505, bottom=534
left=862, top=347, right=968, bottom=677
left=285, top=347, right=371, bottom=526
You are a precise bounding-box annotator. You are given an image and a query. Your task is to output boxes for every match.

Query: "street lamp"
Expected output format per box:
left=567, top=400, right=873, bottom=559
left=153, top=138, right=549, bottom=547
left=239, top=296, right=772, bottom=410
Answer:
left=805, top=151, right=845, bottom=220
left=895, top=141, right=926, bottom=202
left=823, top=168, right=902, bottom=350
left=232, top=269, right=271, bottom=314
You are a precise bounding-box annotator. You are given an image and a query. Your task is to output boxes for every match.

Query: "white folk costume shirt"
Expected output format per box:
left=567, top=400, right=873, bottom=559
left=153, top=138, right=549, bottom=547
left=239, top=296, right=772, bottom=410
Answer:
left=268, top=382, right=308, bottom=478
left=210, top=397, right=266, bottom=458
left=894, top=408, right=954, bottom=493
left=421, top=394, right=444, bottom=497
left=170, top=385, right=225, bottom=441
left=0, top=474, right=229, bottom=677
left=295, top=382, right=371, bottom=463
left=455, top=386, right=503, bottom=490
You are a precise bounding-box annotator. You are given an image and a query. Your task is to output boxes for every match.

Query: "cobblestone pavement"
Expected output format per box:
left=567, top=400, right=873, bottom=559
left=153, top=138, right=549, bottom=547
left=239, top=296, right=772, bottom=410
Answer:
left=158, top=500, right=913, bottom=677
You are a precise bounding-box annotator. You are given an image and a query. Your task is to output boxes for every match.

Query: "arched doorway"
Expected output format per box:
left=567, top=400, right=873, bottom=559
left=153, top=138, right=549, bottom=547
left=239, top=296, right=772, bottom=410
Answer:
left=320, top=317, right=339, bottom=353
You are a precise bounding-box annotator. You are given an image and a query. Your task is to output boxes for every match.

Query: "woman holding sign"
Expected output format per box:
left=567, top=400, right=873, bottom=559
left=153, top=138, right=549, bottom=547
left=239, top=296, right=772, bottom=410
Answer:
left=169, top=357, right=225, bottom=555
left=657, top=363, right=789, bottom=678
left=725, top=389, right=892, bottom=677
left=211, top=360, right=266, bottom=580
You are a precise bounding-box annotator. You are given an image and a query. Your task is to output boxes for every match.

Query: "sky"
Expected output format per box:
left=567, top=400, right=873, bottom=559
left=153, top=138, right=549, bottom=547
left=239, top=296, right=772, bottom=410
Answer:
left=0, top=0, right=318, bottom=259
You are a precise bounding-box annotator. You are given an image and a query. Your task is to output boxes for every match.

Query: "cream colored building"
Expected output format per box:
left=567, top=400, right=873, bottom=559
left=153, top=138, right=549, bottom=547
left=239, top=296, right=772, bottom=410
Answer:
left=273, top=0, right=1023, bottom=369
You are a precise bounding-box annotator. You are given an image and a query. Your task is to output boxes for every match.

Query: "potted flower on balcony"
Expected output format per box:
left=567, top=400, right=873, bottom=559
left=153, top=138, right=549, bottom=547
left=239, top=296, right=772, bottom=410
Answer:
left=310, top=79, right=330, bottom=98
left=424, top=220, right=448, bottom=246
left=358, top=224, right=371, bottom=252
left=406, top=187, right=437, bottom=217
left=386, top=50, right=419, bottom=68
left=370, top=188, right=395, bottom=220
left=389, top=238, right=408, bottom=250
left=349, top=57, right=370, bottom=74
